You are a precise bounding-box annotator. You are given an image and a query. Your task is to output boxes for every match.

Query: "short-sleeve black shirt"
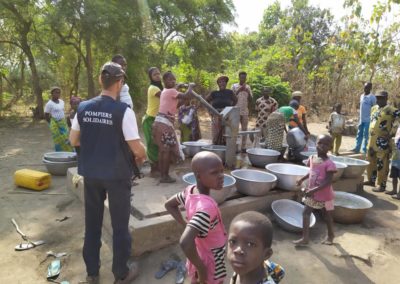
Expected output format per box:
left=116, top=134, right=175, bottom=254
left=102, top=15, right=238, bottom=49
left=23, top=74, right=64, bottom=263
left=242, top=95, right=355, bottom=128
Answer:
left=209, top=89, right=236, bottom=111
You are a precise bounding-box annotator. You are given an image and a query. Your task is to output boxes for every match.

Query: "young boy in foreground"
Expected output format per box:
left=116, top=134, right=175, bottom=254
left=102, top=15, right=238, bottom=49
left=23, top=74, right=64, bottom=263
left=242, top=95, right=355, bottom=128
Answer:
left=227, top=211, right=285, bottom=284
left=165, top=151, right=227, bottom=284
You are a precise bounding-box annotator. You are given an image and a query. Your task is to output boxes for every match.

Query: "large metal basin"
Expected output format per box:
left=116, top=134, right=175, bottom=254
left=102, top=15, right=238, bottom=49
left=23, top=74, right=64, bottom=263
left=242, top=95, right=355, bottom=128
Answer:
left=287, top=127, right=307, bottom=148
left=231, top=169, right=277, bottom=196
left=330, top=156, right=369, bottom=178
left=259, top=143, right=287, bottom=156
left=43, top=151, right=77, bottom=162
left=42, top=158, right=77, bottom=176
left=182, top=173, right=236, bottom=204
left=182, top=141, right=212, bottom=157
left=302, top=159, right=347, bottom=182
left=272, top=199, right=316, bottom=232
left=201, top=145, right=226, bottom=161
left=265, top=163, right=309, bottom=191
left=333, top=191, right=373, bottom=224
left=246, top=148, right=280, bottom=168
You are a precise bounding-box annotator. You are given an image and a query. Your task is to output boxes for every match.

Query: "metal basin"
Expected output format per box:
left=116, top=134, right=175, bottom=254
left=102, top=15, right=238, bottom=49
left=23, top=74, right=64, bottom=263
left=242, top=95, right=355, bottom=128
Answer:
left=259, top=143, right=287, bottom=156
left=43, top=151, right=77, bottom=162
left=265, top=163, right=309, bottom=191
left=287, top=127, right=307, bottom=148
left=265, top=163, right=309, bottom=190
left=231, top=169, right=277, bottom=196
left=42, top=158, right=77, bottom=176
left=333, top=191, right=373, bottom=224
left=271, top=199, right=316, bottom=232
left=330, top=156, right=369, bottom=178
left=302, top=159, right=347, bottom=182
left=246, top=148, right=280, bottom=168
left=300, top=151, right=317, bottom=159
left=182, top=141, right=212, bottom=157
left=182, top=173, right=236, bottom=204
left=201, top=145, right=226, bottom=161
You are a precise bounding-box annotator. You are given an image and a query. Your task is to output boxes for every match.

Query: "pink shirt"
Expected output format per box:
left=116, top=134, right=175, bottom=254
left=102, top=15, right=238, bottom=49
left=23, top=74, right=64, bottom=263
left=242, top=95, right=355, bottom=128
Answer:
left=175, top=186, right=227, bottom=283
left=306, top=156, right=337, bottom=201
left=159, top=88, right=179, bottom=116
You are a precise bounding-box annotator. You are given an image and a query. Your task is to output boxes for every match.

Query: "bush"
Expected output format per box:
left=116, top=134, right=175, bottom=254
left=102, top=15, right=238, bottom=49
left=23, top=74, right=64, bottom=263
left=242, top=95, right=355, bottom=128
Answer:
left=249, top=74, right=291, bottom=108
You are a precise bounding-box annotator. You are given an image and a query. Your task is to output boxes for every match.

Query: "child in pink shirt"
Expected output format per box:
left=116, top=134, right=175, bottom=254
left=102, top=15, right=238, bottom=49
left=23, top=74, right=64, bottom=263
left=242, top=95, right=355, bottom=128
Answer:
left=294, top=134, right=337, bottom=246
left=165, top=151, right=227, bottom=284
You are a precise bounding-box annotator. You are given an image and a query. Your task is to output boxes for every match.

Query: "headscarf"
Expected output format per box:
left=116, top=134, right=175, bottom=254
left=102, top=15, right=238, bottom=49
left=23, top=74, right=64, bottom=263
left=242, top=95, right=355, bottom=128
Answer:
left=148, top=67, right=163, bottom=91
left=70, top=96, right=82, bottom=106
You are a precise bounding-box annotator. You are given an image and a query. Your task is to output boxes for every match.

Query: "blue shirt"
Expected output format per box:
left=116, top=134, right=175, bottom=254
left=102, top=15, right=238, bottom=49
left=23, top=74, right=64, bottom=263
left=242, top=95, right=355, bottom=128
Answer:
left=360, top=94, right=376, bottom=123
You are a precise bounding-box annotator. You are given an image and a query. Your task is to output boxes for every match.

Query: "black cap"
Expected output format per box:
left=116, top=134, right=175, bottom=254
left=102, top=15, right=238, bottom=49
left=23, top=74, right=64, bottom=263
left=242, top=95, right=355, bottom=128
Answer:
left=100, top=62, right=126, bottom=79
left=376, top=91, right=388, bottom=97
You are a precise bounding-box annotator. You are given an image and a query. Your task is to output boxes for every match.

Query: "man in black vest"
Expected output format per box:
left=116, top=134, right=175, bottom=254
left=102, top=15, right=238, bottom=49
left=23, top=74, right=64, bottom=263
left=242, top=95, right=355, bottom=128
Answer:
left=69, top=62, right=146, bottom=284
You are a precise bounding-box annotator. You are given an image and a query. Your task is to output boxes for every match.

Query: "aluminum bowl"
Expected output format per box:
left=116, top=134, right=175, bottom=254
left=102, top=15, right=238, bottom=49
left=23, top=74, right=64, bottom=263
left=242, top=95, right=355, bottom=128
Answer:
left=272, top=199, right=316, bottom=232
left=300, top=151, right=317, bottom=159
left=246, top=148, right=280, bottom=168
left=201, top=145, right=226, bottom=161
left=42, top=158, right=77, bottom=176
left=302, top=159, right=347, bottom=182
left=182, top=172, right=236, bottom=204
left=330, top=156, right=369, bottom=178
left=182, top=141, right=212, bottom=157
left=43, top=151, right=77, bottom=162
left=259, top=143, right=287, bottom=156
left=333, top=191, right=373, bottom=224
left=265, top=163, right=309, bottom=191
left=231, top=169, right=277, bottom=196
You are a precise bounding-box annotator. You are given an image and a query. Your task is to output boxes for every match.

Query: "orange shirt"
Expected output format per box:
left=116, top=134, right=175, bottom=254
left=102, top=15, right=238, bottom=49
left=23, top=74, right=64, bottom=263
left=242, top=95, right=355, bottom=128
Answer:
left=289, top=105, right=306, bottom=127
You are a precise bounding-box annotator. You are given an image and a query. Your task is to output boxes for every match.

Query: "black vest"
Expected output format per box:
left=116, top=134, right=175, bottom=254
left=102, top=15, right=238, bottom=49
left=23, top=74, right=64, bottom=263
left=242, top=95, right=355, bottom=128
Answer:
left=77, top=95, right=133, bottom=180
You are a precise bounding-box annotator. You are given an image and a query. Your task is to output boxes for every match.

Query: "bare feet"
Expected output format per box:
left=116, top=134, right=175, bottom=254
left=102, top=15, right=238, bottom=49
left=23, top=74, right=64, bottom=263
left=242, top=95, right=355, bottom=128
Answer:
left=321, top=236, right=334, bottom=245
left=293, top=238, right=309, bottom=246
left=160, top=176, right=176, bottom=183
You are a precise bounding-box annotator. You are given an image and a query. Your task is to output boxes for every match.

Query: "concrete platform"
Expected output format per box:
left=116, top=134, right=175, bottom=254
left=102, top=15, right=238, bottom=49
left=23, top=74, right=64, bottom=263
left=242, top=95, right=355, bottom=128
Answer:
left=67, top=155, right=365, bottom=256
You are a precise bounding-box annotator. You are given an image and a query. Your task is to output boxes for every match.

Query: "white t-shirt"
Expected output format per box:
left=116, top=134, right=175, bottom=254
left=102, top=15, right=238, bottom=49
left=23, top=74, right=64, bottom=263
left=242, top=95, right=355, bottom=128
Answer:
left=71, top=105, right=140, bottom=141
left=44, top=99, right=65, bottom=121
left=329, top=111, right=345, bottom=134
left=119, top=84, right=133, bottom=108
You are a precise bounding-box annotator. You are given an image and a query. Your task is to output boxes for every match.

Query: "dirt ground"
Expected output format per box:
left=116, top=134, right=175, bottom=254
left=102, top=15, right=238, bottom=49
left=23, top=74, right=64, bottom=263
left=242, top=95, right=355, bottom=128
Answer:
left=1, top=116, right=400, bottom=284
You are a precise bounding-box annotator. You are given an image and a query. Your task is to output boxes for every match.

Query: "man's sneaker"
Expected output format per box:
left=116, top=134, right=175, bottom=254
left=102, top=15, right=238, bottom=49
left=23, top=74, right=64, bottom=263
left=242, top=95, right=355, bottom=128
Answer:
left=86, top=275, right=99, bottom=284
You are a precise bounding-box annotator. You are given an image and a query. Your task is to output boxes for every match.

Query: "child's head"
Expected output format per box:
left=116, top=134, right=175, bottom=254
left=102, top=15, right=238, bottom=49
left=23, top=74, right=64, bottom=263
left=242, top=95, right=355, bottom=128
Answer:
left=289, top=99, right=299, bottom=110
left=111, top=54, right=127, bottom=72
left=227, top=211, right=273, bottom=276
left=333, top=103, right=342, bottom=113
left=238, top=71, right=247, bottom=84
left=163, top=71, right=176, bottom=88
left=191, top=151, right=224, bottom=191
left=316, top=134, right=333, bottom=156
left=148, top=67, right=161, bottom=83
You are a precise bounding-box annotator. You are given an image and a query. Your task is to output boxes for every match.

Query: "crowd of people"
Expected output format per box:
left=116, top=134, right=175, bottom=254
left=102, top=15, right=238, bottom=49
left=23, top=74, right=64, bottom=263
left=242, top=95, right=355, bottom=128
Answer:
left=39, top=55, right=400, bottom=283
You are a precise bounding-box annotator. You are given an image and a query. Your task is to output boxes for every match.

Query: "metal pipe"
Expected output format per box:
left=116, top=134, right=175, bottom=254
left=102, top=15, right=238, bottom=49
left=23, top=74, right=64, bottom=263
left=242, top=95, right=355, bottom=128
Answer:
left=191, top=90, right=221, bottom=116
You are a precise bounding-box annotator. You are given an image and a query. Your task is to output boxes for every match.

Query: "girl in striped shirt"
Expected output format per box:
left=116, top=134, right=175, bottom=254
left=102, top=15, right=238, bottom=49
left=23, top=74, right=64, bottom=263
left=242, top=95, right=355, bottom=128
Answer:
left=165, top=151, right=227, bottom=284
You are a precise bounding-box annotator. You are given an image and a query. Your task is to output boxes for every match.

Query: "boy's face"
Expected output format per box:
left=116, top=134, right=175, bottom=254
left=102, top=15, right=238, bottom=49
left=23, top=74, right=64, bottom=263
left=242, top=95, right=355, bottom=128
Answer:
left=217, top=79, right=227, bottom=90
left=196, top=160, right=224, bottom=190
left=163, top=74, right=176, bottom=88
left=227, top=220, right=272, bottom=276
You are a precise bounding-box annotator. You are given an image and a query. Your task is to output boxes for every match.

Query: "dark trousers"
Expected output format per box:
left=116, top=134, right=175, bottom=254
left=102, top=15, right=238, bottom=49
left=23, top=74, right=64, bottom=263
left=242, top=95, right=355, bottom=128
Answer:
left=83, top=177, right=132, bottom=279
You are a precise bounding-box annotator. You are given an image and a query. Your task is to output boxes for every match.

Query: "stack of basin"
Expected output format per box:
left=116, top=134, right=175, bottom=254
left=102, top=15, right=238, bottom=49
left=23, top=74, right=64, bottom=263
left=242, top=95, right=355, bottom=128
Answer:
left=43, top=152, right=77, bottom=176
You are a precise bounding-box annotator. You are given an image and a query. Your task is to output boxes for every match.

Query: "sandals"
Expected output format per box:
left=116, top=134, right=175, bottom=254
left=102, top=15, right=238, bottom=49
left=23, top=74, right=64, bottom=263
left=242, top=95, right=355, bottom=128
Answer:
left=175, top=261, right=187, bottom=284
left=392, top=195, right=400, bottom=200
left=15, top=240, right=45, bottom=251
left=155, top=259, right=178, bottom=279
left=372, top=187, right=385, bottom=192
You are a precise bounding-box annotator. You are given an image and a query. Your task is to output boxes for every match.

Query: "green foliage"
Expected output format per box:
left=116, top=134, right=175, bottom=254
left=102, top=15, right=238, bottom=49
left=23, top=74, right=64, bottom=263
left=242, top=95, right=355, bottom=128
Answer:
left=249, top=75, right=291, bottom=108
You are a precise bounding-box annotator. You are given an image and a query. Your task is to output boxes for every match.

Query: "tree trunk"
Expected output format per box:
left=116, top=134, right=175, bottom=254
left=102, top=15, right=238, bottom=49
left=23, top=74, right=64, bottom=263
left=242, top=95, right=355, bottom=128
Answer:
left=20, top=33, right=44, bottom=119
left=84, top=33, right=96, bottom=98
left=0, top=73, right=3, bottom=117
left=71, top=55, right=81, bottom=97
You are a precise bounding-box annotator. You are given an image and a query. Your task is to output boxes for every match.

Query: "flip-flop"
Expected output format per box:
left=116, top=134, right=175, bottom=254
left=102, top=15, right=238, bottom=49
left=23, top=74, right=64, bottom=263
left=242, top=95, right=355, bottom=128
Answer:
left=391, top=195, right=400, bottom=200
left=15, top=240, right=46, bottom=251
left=47, top=259, right=61, bottom=280
left=155, top=259, right=178, bottom=279
left=175, top=261, right=187, bottom=284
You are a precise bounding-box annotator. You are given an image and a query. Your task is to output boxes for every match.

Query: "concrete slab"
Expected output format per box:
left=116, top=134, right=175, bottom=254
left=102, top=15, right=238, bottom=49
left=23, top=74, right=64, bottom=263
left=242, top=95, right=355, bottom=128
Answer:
left=66, top=160, right=366, bottom=256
